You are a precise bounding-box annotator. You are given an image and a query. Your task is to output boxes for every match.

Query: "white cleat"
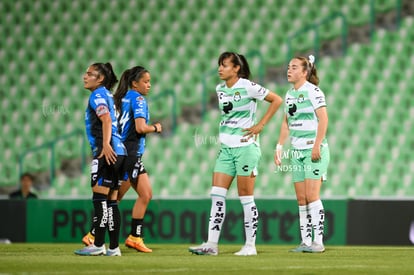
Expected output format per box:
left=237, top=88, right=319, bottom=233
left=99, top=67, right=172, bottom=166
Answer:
left=289, top=242, right=311, bottom=252
left=188, top=242, right=218, bottom=255
left=303, top=242, right=325, bottom=253
left=234, top=244, right=257, bottom=256
left=106, top=246, right=122, bottom=256
left=74, top=244, right=106, bottom=256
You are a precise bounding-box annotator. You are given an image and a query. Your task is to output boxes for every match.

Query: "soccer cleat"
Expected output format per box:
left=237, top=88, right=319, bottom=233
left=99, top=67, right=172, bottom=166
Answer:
left=106, top=247, right=122, bottom=256
left=303, top=242, right=325, bottom=253
left=125, top=235, right=153, bottom=253
left=289, top=243, right=311, bottom=252
left=188, top=242, right=218, bottom=256
left=234, top=244, right=257, bottom=256
left=74, top=244, right=106, bottom=256
left=82, top=232, right=95, bottom=246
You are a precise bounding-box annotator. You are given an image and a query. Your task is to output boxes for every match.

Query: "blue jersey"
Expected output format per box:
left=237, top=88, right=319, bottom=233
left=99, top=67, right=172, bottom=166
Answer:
left=118, top=90, right=149, bottom=156
left=85, top=86, right=126, bottom=157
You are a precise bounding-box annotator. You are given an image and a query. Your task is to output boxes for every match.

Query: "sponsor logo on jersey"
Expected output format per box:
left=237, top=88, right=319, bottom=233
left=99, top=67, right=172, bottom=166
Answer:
left=94, top=98, right=106, bottom=105
left=289, top=122, right=303, bottom=127
left=257, top=87, right=267, bottom=95
left=221, top=120, right=238, bottom=125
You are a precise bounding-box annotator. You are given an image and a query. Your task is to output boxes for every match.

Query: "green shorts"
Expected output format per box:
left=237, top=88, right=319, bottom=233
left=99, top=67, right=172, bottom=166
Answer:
left=290, top=145, right=330, bottom=183
left=214, top=143, right=262, bottom=177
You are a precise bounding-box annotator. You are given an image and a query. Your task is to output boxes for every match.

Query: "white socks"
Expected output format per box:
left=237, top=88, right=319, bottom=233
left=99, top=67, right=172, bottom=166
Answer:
left=308, top=199, right=325, bottom=245
left=207, top=186, right=227, bottom=244
left=240, top=195, right=258, bottom=247
left=207, top=187, right=258, bottom=247
left=298, top=200, right=325, bottom=245
left=299, top=205, right=312, bottom=246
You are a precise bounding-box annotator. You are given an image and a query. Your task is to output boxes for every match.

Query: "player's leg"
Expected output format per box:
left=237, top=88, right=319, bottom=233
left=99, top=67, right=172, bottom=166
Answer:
left=124, top=157, right=153, bottom=252
left=234, top=144, right=261, bottom=256
left=302, top=145, right=330, bottom=253
left=125, top=173, right=153, bottom=252
left=290, top=149, right=311, bottom=252
left=234, top=174, right=258, bottom=256
left=75, top=158, right=110, bottom=256
left=189, top=172, right=233, bottom=256
left=189, top=148, right=235, bottom=255
left=105, top=156, right=124, bottom=256
left=117, top=179, right=131, bottom=202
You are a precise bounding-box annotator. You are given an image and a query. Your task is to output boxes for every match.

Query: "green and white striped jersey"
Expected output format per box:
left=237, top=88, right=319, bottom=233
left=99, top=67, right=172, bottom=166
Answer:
left=216, top=78, right=269, bottom=147
left=285, top=81, right=327, bottom=149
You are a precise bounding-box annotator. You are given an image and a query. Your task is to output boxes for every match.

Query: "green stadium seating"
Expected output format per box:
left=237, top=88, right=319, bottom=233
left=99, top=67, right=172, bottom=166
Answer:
left=0, top=0, right=409, bottom=199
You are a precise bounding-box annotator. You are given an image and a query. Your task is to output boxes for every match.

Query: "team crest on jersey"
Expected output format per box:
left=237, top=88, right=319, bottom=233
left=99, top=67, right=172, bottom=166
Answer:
left=297, top=94, right=304, bottom=103
left=233, top=92, right=241, bottom=102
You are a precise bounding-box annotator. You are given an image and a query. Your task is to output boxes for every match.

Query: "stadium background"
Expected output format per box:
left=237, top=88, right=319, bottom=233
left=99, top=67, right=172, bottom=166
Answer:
left=1, top=0, right=414, bottom=245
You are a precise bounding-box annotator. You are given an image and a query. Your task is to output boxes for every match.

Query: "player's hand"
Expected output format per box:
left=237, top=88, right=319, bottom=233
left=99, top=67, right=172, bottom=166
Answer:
left=311, top=145, right=321, bottom=162
left=99, top=143, right=117, bottom=165
left=242, top=124, right=264, bottom=141
left=274, top=144, right=282, bottom=166
left=154, top=122, right=162, bottom=133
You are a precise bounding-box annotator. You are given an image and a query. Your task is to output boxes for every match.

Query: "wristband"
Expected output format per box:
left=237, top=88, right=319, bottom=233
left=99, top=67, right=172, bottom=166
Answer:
left=153, top=125, right=158, bottom=133
left=275, top=144, right=283, bottom=151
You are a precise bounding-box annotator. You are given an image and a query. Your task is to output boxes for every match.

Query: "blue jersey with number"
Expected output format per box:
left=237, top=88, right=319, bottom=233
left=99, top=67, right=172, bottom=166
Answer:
left=117, top=90, right=149, bottom=156
left=85, top=86, right=126, bottom=157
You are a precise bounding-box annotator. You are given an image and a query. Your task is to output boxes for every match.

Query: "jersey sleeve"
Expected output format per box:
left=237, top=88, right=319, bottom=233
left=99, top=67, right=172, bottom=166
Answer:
left=89, top=91, right=109, bottom=117
left=246, top=80, right=269, bottom=101
left=131, top=94, right=148, bottom=119
left=309, top=87, right=327, bottom=110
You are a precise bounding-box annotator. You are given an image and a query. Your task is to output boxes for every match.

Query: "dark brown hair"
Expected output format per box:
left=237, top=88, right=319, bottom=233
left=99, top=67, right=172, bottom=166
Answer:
left=90, top=62, right=118, bottom=90
left=218, top=52, right=251, bottom=79
left=113, top=66, right=149, bottom=114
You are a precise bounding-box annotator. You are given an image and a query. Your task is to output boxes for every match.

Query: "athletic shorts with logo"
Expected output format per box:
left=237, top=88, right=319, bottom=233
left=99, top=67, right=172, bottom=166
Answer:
left=90, top=156, right=125, bottom=190
left=122, top=155, right=147, bottom=185
left=214, top=143, right=262, bottom=177
left=290, top=145, right=330, bottom=183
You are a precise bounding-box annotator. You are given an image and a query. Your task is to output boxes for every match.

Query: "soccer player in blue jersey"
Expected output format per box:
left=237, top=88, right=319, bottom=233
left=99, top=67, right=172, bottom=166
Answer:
left=113, top=66, right=161, bottom=253
left=274, top=55, right=329, bottom=253
left=74, top=62, right=126, bottom=257
left=189, top=52, right=282, bottom=256
left=81, top=66, right=161, bottom=252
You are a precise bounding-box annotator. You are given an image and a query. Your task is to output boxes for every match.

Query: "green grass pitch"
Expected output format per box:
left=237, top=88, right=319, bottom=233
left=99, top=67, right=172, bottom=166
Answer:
left=1, top=243, right=414, bottom=274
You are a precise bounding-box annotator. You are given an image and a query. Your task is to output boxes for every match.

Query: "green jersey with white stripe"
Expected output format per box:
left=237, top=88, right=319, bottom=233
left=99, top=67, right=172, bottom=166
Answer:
left=216, top=78, right=269, bottom=147
left=285, top=81, right=328, bottom=149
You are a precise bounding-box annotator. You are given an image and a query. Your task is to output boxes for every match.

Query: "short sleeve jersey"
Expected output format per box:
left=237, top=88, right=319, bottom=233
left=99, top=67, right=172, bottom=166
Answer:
left=118, top=90, right=149, bottom=156
left=85, top=86, right=126, bottom=157
left=216, top=78, right=269, bottom=147
left=285, top=81, right=328, bottom=149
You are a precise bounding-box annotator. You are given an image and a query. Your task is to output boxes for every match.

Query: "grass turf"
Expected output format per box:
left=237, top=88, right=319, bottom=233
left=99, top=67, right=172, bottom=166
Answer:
left=0, top=243, right=413, bottom=274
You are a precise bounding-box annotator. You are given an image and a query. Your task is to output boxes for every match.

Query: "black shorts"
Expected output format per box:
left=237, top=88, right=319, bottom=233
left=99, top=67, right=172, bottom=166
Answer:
left=122, top=155, right=147, bottom=185
left=90, top=156, right=125, bottom=190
